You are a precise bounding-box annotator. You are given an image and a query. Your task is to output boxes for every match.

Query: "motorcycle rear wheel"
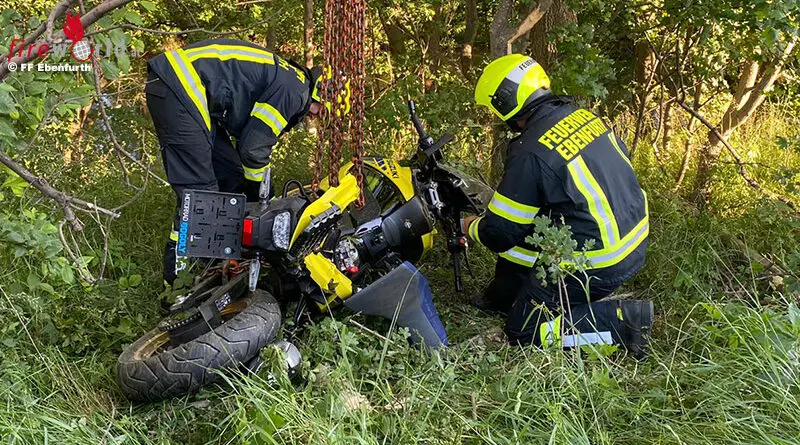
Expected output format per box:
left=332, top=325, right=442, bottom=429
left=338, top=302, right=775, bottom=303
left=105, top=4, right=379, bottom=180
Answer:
left=115, top=290, right=281, bottom=402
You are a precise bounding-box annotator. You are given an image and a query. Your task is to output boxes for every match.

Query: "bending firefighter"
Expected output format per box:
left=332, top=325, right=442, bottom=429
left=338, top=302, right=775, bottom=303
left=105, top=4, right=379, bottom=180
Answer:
left=464, top=55, right=654, bottom=358
left=145, top=38, right=323, bottom=285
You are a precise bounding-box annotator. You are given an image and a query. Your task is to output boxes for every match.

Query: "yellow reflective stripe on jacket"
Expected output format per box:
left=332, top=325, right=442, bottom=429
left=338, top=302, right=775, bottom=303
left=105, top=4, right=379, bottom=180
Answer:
left=251, top=102, right=287, bottom=136
left=608, top=133, right=632, bottom=169
left=584, top=214, right=648, bottom=268
left=499, top=245, right=539, bottom=267
left=488, top=192, right=539, bottom=224
left=165, top=49, right=211, bottom=130
left=468, top=216, right=483, bottom=245
left=184, top=44, right=275, bottom=64
left=567, top=156, right=620, bottom=248
left=583, top=189, right=648, bottom=269
left=169, top=230, right=179, bottom=242
left=243, top=164, right=268, bottom=182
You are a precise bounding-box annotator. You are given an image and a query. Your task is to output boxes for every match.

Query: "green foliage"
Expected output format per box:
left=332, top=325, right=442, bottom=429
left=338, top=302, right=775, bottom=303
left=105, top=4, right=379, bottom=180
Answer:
left=525, top=214, right=594, bottom=286
left=549, top=22, right=616, bottom=100
left=0, top=207, right=75, bottom=287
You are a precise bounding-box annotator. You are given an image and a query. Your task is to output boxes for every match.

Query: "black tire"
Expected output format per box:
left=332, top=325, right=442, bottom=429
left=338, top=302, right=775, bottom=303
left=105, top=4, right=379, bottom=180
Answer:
left=115, top=290, right=281, bottom=402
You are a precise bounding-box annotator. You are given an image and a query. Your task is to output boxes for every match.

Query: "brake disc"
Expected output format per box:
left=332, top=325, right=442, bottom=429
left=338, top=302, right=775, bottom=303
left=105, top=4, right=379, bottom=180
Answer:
left=158, top=293, right=234, bottom=333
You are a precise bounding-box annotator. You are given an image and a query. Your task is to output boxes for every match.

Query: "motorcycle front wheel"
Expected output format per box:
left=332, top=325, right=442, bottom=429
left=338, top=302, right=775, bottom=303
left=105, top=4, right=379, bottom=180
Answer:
left=115, top=289, right=281, bottom=402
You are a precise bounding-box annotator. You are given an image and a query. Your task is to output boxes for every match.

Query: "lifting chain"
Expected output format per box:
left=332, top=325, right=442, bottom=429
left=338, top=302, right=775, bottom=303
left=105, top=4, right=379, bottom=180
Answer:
left=312, top=0, right=367, bottom=208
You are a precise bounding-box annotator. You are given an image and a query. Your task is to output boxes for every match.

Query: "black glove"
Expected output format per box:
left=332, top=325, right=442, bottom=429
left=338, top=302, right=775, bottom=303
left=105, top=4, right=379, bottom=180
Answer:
left=242, top=180, right=275, bottom=202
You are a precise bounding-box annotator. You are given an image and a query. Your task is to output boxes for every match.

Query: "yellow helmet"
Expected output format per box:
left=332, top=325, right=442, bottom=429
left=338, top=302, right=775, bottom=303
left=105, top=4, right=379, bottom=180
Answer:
left=474, top=54, right=551, bottom=121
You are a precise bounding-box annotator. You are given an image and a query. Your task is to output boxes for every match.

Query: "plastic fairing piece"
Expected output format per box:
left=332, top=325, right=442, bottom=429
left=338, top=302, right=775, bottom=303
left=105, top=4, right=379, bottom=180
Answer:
left=305, top=252, right=354, bottom=310
left=291, top=174, right=360, bottom=246
left=343, top=262, right=448, bottom=349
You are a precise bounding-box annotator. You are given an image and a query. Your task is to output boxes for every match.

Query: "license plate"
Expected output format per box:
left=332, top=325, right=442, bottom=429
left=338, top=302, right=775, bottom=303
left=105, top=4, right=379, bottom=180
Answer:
left=177, top=190, right=246, bottom=259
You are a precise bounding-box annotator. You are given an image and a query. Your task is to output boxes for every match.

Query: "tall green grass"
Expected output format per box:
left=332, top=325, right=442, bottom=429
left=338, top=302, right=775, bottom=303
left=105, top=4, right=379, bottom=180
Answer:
left=0, top=101, right=798, bottom=444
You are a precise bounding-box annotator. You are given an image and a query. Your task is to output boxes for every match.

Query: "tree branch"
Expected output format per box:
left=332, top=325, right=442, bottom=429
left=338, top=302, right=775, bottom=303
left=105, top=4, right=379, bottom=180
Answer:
left=506, top=0, right=554, bottom=54
left=84, top=15, right=279, bottom=38
left=0, top=151, right=121, bottom=230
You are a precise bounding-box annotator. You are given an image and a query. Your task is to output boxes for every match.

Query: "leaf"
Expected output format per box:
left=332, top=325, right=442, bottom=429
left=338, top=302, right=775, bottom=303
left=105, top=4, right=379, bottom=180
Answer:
left=110, top=28, right=127, bottom=48
left=6, top=231, right=24, bottom=243
left=0, top=118, right=16, bottom=138
left=119, top=276, right=129, bottom=288
left=128, top=274, right=142, bottom=287
left=117, top=53, right=131, bottom=73
left=0, top=83, right=16, bottom=92
left=38, top=282, right=55, bottom=294
left=96, top=15, right=114, bottom=29
left=140, top=1, right=157, bottom=11
left=2, top=338, right=16, bottom=348
left=100, top=59, right=120, bottom=80
left=26, top=273, right=41, bottom=290
left=77, top=256, right=95, bottom=268
left=124, top=11, right=144, bottom=26
left=2, top=171, right=29, bottom=197
left=60, top=266, right=75, bottom=285
left=0, top=90, right=15, bottom=114
left=26, top=82, right=47, bottom=96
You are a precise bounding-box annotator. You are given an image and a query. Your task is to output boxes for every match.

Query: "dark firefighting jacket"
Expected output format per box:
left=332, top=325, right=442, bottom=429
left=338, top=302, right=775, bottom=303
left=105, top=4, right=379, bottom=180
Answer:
left=148, top=38, right=312, bottom=182
left=468, top=96, right=649, bottom=284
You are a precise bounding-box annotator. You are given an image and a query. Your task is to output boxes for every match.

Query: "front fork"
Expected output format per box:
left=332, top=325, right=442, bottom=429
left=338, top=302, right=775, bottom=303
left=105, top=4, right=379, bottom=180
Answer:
left=249, top=166, right=272, bottom=292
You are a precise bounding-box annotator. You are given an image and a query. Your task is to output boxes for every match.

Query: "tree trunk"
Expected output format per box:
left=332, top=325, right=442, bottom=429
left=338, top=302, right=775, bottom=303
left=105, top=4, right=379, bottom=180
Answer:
left=487, top=0, right=516, bottom=183
left=303, top=0, right=314, bottom=67
left=487, top=0, right=556, bottom=182
left=427, top=6, right=443, bottom=76
left=459, top=0, right=478, bottom=79
left=489, top=0, right=515, bottom=59
left=378, top=9, right=407, bottom=58
left=528, top=0, right=574, bottom=70
left=692, top=36, right=797, bottom=204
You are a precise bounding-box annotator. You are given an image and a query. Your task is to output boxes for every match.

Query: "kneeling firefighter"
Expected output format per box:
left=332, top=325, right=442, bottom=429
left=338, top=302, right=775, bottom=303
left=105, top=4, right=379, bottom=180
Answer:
left=463, top=54, right=654, bottom=358
left=145, top=38, right=324, bottom=285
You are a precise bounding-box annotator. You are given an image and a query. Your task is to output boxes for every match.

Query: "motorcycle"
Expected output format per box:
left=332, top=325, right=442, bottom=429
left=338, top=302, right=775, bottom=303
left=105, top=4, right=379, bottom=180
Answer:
left=115, top=101, right=493, bottom=402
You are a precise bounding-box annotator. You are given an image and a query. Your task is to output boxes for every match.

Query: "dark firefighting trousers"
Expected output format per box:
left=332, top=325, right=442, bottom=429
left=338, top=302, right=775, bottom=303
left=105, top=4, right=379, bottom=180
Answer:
left=145, top=72, right=253, bottom=284
left=484, top=258, right=625, bottom=347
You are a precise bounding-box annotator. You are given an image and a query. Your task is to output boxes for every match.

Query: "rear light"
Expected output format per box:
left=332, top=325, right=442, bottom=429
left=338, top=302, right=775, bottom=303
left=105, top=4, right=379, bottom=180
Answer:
left=242, top=217, right=253, bottom=246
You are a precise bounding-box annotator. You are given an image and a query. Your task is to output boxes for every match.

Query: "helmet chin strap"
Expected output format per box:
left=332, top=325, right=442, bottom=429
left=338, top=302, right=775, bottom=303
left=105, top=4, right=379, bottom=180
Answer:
left=506, top=119, right=525, bottom=133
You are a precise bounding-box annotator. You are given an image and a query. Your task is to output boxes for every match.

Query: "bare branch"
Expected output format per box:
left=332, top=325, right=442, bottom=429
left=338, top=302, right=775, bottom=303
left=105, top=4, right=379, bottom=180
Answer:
left=506, top=0, right=554, bottom=54
left=58, top=221, right=97, bottom=283
left=0, top=150, right=121, bottom=228
left=84, top=15, right=279, bottom=38
left=672, top=83, right=702, bottom=193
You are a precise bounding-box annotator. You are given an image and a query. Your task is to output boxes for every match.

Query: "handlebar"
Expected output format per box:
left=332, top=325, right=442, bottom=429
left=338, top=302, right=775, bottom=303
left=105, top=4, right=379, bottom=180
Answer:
left=408, top=100, right=434, bottom=149
left=407, top=99, right=470, bottom=294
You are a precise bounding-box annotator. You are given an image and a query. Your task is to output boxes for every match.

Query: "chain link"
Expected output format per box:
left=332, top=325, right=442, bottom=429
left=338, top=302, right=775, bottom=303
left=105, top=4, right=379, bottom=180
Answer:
left=311, top=0, right=366, bottom=206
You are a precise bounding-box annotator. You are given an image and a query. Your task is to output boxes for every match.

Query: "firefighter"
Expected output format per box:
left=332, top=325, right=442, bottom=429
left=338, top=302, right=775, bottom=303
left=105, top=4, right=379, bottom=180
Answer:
left=463, top=54, right=654, bottom=358
left=145, top=38, right=324, bottom=285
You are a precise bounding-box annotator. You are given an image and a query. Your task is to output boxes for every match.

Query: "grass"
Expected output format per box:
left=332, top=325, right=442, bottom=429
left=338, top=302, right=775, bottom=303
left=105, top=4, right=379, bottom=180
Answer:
left=0, top=103, right=799, bottom=444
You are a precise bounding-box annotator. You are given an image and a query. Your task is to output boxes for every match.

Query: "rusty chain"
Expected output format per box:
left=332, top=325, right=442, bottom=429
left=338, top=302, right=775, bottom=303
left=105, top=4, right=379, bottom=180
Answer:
left=312, top=0, right=367, bottom=207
